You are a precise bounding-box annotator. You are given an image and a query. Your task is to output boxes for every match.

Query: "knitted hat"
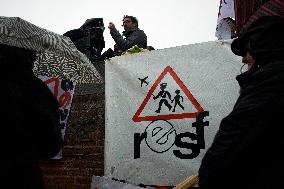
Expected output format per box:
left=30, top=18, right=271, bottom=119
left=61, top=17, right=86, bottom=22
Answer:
left=231, top=16, right=284, bottom=65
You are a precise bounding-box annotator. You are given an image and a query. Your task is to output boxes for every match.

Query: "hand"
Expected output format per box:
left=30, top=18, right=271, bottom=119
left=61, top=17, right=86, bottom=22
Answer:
left=108, top=22, right=115, bottom=29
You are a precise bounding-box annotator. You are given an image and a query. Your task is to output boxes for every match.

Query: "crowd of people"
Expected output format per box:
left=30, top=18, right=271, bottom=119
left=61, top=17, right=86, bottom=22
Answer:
left=1, top=13, right=284, bottom=188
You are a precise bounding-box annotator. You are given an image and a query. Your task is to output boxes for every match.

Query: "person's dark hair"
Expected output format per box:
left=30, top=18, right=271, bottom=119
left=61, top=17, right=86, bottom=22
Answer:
left=123, top=15, right=138, bottom=27
left=0, top=44, right=37, bottom=69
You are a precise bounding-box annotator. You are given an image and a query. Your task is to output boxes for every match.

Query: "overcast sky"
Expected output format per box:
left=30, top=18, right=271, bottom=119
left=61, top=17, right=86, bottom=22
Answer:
left=1, top=0, right=220, bottom=50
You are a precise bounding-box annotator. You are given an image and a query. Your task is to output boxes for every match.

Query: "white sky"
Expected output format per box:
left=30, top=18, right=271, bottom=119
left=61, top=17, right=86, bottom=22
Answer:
left=1, top=0, right=220, bottom=50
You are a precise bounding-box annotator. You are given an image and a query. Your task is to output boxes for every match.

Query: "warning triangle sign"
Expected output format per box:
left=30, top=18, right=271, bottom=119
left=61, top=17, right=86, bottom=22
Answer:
left=132, top=66, right=204, bottom=122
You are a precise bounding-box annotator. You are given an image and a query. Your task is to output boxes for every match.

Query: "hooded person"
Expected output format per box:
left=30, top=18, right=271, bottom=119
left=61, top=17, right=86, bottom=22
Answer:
left=0, top=44, right=63, bottom=189
left=198, top=16, right=284, bottom=188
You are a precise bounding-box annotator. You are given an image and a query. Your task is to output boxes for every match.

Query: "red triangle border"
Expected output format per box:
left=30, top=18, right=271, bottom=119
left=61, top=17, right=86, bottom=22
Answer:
left=132, top=66, right=204, bottom=122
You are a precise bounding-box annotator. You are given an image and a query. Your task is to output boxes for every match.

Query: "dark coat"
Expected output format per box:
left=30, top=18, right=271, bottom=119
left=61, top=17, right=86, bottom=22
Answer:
left=0, top=58, right=63, bottom=189
left=110, top=27, right=147, bottom=52
left=198, top=60, right=284, bottom=188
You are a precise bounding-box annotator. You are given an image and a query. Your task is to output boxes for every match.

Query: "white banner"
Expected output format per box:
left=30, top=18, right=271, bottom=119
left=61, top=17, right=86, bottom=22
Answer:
left=215, top=0, right=235, bottom=40
left=90, top=176, right=150, bottom=189
left=105, top=40, right=242, bottom=186
left=38, top=76, right=76, bottom=159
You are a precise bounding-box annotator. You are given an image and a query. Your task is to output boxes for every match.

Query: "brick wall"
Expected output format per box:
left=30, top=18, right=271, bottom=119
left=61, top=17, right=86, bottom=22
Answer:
left=40, top=82, right=105, bottom=189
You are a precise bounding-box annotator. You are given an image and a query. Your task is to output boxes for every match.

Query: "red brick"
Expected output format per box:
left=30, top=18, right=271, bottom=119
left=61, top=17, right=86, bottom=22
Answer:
left=40, top=86, right=105, bottom=189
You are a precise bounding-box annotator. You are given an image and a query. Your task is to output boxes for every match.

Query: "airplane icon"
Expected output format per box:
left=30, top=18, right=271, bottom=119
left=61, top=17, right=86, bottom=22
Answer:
left=138, top=76, right=149, bottom=87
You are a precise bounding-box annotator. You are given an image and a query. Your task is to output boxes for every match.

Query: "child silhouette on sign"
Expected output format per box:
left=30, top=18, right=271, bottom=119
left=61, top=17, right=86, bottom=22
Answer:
left=153, top=83, right=172, bottom=113
left=171, top=89, right=184, bottom=112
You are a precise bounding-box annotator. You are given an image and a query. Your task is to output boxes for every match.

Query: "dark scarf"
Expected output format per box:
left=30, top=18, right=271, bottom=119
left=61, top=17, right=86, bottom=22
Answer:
left=236, top=60, right=284, bottom=92
left=122, top=27, right=138, bottom=38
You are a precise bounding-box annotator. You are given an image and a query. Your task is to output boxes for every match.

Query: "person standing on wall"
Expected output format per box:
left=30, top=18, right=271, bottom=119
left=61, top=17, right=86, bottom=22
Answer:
left=102, top=15, right=147, bottom=59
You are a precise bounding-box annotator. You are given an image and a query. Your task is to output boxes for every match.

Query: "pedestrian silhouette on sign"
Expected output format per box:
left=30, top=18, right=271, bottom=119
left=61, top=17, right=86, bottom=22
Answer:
left=153, top=83, right=172, bottom=113
left=171, top=89, right=184, bottom=112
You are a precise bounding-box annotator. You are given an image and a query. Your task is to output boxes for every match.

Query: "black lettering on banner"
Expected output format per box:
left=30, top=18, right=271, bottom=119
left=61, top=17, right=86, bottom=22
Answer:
left=61, top=79, right=74, bottom=91
left=134, top=132, right=147, bottom=159
left=59, top=108, right=70, bottom=130
left=133, top=111, right=209, bottom=159
left=60, top=109, right=69, bottom=121
left=60, top=122, right=66, bottom=130
left=173, top=132, right=200, bottom=159
left=194, top=111, right=209, bottom=149
left=173, top=111, right=209, bottom=159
